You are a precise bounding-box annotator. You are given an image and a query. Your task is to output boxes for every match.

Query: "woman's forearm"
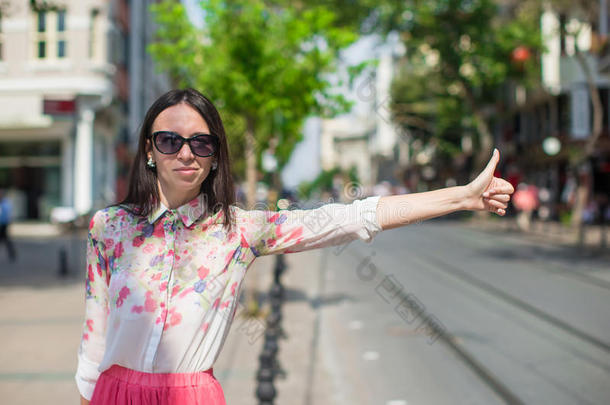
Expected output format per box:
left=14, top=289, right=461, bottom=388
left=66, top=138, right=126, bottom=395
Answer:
left=376, top=186, right=468, bottom=231
left=80, top=395, right=90, bottom=405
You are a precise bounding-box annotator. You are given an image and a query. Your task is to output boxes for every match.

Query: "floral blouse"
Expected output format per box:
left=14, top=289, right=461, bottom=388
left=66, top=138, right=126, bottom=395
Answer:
left=75, top=192, right=382, bottom=400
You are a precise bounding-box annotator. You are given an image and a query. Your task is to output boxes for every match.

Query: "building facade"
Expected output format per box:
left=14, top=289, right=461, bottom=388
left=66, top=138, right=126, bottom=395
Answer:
left=0, top=0, right=168, bottom=221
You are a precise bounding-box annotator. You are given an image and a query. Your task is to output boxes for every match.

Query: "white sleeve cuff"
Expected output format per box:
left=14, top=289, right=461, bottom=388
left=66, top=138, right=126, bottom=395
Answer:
left=75, top=353, right=101, bottom=401
left=353, top=195, right=383, bottom=242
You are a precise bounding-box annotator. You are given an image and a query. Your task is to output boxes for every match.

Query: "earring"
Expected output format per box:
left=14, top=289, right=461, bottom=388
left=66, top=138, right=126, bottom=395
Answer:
left=211, top=161, right=218, bottom=170
left=147, top=157, right=156, bottom=169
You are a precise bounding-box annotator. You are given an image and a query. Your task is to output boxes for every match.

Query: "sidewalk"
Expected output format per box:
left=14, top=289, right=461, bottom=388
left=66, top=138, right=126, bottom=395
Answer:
left=463, top=216, right=609, bottom=256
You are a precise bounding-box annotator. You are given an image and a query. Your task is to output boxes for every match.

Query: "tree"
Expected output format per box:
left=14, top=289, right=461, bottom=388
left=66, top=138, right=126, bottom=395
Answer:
left=384, top=0, right=542, bottom=173
left=148, top=0, right=364, bottom=209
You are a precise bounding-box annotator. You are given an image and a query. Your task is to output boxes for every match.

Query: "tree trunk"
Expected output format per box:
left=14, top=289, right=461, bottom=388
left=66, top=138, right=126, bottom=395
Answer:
left=458, top=79, right=494, bottom=173
left=245, top=117, right=257, bottom=209
left=243, top=116, right=261, bottom=316
left=571, top=46, right=603, bottom=247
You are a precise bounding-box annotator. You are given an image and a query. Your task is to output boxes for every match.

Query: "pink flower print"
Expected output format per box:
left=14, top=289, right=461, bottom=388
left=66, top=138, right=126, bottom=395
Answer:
left=179, top=287, right=194, bottom=298
left=143, top=243, right=155, bottom=254
left=220, top=299, right=230, bottom=310
left=151, top=273, right=162, bottom=281
left=89, top=217, right=95, bottom=230
left=285, top=226, right=302, bottom=241
left=156, top=308, right=168, bottom=325
left=144, top=291, right=157, bottom=312
left=86, top=319, right=94, bottom=332
left=87, top=264, right=94, bottom=283
left=105, top=238, right=115, bottom=250
left=169, top=309, right=182, bottom=327
left=114, top=242, right=124, bottom=259
left=83, top=333, right=89, bottom=341
left=171, top=285, right=180, bottom=298
left=116, top=286, right=130, bottom=307
left=153, top=221, right=165, bottom=238
left=160, top=282, right=168, bottom=292
left=201, top=322, right=209, bottom=333
left=231, top=282, right=238, bottom=296
left=197, top=266, right=210, bottom=279
left=240, top=234, right=249, bottom=248
left=212, top=298, right=220, bottom=308
left=131, top=305, right=144, bottom=314
left=132, top=235, right=145, bottom=247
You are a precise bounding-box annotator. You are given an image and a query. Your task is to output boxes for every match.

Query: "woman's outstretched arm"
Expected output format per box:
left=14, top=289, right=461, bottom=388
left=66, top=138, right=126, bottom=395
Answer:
left=376, top=149, right=514, bottom=231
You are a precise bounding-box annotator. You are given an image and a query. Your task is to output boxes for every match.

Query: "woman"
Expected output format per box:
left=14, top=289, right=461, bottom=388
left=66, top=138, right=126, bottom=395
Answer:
left=76, top=88, right=513, bottom=405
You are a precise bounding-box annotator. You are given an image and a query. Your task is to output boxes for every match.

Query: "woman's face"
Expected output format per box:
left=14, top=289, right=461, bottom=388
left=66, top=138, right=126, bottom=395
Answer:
left=147, top=103, right=217, bottom=204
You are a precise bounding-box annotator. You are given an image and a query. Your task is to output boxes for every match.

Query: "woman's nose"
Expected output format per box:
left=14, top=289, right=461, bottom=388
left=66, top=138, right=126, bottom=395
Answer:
left=177, top=142, right=194, bottom=160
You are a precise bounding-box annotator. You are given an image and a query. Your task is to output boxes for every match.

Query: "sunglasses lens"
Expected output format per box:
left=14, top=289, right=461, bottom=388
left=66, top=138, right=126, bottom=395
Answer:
left=155, top=132, right=183, bottom=154
left=190, top=136, right=217, bottom=157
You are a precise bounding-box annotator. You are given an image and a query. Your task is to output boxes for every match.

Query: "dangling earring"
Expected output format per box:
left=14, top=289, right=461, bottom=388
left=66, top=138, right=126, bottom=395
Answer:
left=211, top=161, right=218, bottom=170
left=147, top=157, right=156, bottom=169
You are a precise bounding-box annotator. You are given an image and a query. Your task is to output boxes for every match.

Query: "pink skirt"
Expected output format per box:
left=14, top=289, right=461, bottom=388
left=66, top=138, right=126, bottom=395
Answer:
left=90, top=365, right=226, bottom=405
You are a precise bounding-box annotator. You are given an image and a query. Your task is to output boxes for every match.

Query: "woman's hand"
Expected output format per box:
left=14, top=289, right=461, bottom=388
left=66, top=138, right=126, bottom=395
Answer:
left=463, top=148, right=515, bottom=215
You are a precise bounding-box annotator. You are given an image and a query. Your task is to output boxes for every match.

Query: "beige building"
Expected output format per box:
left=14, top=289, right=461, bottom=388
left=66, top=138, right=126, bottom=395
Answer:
left=0, top=0, right=168, bottom=221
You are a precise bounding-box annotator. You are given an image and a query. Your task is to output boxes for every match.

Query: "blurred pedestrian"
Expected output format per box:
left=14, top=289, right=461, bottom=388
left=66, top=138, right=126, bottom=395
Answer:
left=513, top=183, right=539, bottom=231
left=0, top=188, right=17, bottom=262
left=75, top=88, right=515, bottom=405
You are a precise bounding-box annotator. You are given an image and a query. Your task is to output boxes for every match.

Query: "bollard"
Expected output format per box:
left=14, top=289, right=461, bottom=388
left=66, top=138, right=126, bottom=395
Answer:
left=255, top=254, right=289, bottom=404
left=58, top=247, right=69, bottom=277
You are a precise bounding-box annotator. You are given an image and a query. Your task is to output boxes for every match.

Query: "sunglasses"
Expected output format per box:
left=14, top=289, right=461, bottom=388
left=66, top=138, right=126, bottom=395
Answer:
left=148, top=131, right=219, bottom=157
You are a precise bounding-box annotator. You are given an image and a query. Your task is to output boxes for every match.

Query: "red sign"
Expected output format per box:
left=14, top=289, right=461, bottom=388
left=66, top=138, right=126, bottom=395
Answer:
left=43, top=99, right=76, bottom=115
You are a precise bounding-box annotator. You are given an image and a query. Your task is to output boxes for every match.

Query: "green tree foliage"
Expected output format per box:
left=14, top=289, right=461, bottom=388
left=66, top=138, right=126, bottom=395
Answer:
left=148, top=0, right=365, bottom=206
left=387, top=0, right=543, bottom=170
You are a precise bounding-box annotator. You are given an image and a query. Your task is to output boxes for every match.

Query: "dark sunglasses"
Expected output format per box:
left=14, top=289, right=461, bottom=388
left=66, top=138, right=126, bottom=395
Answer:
left=148, top=131, right=219, bottom=158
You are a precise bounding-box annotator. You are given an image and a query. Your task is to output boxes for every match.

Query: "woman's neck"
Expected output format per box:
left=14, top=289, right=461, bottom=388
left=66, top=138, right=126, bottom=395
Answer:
left=157, top=180, right=199, bottom=209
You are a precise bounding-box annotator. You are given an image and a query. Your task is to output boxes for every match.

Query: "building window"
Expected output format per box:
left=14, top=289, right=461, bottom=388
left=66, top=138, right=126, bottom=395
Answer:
left=56, top=9, right=66, bottom=58
left=32, top=9, right=68, bottom=60
left=37, top=11, right=46, bottom=32
left=57, top=40, right=66, bottom=58
left=57, top=10, right=66, bottom=32
left=89, top=9, right=99, bottom=59
left=38, top=41, right=46, bottom=58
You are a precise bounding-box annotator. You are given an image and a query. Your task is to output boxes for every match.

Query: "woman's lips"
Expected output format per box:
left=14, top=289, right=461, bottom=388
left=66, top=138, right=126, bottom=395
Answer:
left=175, top=168, right=198, bottom=174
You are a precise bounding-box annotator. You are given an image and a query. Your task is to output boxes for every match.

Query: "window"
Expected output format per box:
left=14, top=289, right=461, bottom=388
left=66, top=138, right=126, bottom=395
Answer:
left=56, top=9, right=66, bottom=58
left=89, top=9, right=99, bottom=59
left=37, top=11, right=46, bottom=32
left=32, top=9, right=68, bottom=60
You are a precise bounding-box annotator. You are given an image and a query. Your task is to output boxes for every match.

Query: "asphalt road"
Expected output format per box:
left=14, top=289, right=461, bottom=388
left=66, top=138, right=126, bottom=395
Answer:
left=306, top=219, right=610, bottom=405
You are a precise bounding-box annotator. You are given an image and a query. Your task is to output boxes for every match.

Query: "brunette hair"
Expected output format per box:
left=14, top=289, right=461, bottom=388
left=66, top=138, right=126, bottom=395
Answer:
left=117, top=88, right=235, bottom=229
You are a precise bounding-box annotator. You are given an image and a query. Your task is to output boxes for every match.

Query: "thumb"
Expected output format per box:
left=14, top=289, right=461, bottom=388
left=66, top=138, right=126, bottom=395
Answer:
left=483, top=148, right=499, bottom=175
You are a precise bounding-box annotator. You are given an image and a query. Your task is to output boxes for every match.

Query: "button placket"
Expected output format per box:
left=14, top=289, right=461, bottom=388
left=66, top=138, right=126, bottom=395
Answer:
left=148, top=210, right=178, bottom=371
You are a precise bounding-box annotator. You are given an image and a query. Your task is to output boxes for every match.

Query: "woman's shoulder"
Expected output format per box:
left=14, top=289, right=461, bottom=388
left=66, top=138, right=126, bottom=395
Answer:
left=88, top=204, right=138, bottom=235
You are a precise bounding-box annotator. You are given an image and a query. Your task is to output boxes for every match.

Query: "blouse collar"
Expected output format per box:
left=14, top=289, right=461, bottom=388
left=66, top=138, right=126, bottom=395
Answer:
left=147, top=193, right=208, bottom=227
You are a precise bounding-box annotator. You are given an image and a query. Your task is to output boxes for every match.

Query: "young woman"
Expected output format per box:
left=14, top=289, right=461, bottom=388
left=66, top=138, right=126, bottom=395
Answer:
left=76, top=88, right=513, bottom=405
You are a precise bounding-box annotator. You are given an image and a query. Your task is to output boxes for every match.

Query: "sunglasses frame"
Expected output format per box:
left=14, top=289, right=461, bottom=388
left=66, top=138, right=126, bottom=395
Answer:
left=148, top=131, right=219, bottom=158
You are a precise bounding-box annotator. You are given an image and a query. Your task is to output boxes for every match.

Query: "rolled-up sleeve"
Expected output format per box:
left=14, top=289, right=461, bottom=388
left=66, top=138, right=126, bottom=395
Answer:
left=239, top=196, right=382, bottom=256
left=75, top=210, right=110, bottom=400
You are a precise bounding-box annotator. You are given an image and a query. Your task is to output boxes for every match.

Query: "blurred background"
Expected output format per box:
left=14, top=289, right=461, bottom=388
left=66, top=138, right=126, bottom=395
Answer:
left=0, top=0, right=608, bottom=404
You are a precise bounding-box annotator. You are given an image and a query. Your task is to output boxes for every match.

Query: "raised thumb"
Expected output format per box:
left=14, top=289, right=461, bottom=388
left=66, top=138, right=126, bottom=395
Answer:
left=484, top=148, right=499, bottom=173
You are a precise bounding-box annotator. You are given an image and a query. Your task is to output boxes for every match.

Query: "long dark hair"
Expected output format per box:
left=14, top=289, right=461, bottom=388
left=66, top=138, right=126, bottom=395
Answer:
left=118, top=88, right=235, bottom=229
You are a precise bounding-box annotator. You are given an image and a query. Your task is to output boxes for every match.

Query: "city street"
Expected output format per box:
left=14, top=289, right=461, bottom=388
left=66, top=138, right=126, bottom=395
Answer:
left=295, top=219, right=610, bottom=405
left=1, top=219, right=609, bottom=404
